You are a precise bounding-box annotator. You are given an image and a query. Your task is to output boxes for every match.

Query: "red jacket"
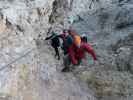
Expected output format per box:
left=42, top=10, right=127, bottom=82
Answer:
left=68, top=42, right=97, bottom=65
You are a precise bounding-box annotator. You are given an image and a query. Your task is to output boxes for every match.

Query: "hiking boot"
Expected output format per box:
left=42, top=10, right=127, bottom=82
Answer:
left=57, top=56, right=60, bottom=60
left=55, top=54, right=57, bottom=58
left=61, top=67, right=70, bottom=72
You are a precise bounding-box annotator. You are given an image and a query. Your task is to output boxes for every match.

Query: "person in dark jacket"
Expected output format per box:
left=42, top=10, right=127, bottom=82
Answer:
left=45, top=31, right=60, bottom=60
left=81, top=34, right=88, bottom=43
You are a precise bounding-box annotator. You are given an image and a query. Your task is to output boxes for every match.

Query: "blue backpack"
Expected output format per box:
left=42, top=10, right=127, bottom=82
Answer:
left=66, top=35, right=74, bottom=47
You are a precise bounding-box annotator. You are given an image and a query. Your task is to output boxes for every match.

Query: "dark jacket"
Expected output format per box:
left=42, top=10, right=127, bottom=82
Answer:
left=45, top=33, right=60, bottom=47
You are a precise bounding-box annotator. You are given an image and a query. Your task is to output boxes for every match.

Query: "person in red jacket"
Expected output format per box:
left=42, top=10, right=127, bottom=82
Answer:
left=68, top=42, right=97, bottom=65
left=62, top=34, right=97, bottom=72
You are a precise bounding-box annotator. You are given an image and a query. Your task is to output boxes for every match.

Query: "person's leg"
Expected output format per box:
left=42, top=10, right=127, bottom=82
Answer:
left=54, top=46, right=60, bottom=60
left=62, top=54, right=71, bottom=72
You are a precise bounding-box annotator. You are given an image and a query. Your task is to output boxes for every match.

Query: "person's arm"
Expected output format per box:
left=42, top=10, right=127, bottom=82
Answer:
left=57, top=34, right=65, bottom=38
left=56, top=34, right=62, bottom=38
left=45, top=34, right=54, bottom=40
left=83, top=43, right=97, bottom=61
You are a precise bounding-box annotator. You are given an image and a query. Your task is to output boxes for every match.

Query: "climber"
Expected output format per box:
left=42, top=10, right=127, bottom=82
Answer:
left=45, top=29, right=73, bottom=60
left=68, top=41, right=97, bottom=65
left=62, top=33, right=74, bottom=55
left=45, top=31, right=60, bottom=60
left=62, top=29, right=78, bottom=72
left=61, top=36, right=74, bottom=72
left=81, top=33, right=88, bottom=43
left=62, top=42, right=97, bottom=72
left=54, top=29, right=74, bottom=55
left=62, top=31, right=97, bottom=72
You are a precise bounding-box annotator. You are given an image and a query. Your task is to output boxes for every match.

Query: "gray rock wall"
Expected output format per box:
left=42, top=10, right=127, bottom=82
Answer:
left=0, top=0, right=133, bottom=99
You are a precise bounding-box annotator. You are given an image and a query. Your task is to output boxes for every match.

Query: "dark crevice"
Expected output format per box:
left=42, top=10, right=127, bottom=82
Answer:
left=115, top=21, right=133, bottom=29
left=16, top=25, right=24, bottom=32
left=5, top=18, right=12, bottom=28
left=49, top=0, right=65, bottom=24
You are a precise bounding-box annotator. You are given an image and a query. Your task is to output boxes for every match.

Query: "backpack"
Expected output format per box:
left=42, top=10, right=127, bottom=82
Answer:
left=74, top=35, right=81, bottom=48
left=66, top=35, right=74, bottom=47
left=51, top=32, right=60, bottom=47
left=61, top=35, right=73, bottom=55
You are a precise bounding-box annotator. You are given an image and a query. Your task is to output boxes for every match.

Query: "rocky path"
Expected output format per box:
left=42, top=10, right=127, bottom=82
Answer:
left=32, top=39, right=96, bottom=100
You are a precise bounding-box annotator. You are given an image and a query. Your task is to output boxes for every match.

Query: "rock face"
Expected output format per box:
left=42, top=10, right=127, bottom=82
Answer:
left=0, top=0, right=53, bottom=99
left=0, top=0, right=133, bottom=100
